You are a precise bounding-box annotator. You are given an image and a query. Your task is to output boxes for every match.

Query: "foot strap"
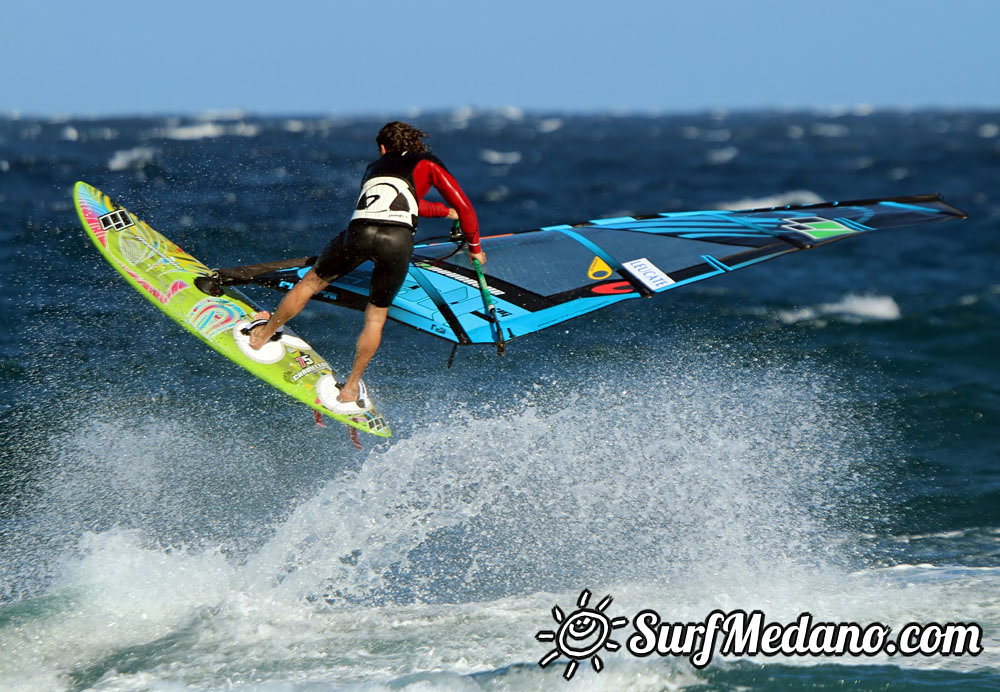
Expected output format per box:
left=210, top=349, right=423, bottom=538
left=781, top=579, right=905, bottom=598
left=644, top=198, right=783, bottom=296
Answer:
left=231, top=319, right=284, bottom=364
left=338, top=380, right=370, bottom=410
left=239, top=318, right=283, bottom=341
left=316, top=375, right=372, bottom=414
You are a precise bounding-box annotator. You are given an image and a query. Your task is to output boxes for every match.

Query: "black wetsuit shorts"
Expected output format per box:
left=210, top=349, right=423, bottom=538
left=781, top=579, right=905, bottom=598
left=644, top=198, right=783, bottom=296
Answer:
left=313, top=222, right=414, bottom=308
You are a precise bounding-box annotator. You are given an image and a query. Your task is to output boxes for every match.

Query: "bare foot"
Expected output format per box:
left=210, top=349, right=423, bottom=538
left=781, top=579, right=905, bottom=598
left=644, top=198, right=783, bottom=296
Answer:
left=247, top=311, right=273, bottom=350
left=337, top=384, right=360, bottom=403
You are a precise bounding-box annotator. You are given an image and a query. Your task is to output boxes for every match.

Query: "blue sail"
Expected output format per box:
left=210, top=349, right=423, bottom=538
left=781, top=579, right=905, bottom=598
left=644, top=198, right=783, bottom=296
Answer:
left=245, top=194, right=966, bottom=347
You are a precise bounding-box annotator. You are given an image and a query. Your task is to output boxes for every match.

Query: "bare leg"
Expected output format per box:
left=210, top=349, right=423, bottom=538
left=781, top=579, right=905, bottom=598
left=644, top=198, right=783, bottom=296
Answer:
left=338, top=303, right=388, bottom=403
left=249, top=269, right=329, bottom=349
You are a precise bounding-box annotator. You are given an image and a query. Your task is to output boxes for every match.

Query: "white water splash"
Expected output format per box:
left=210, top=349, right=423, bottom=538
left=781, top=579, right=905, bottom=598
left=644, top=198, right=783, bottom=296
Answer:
left=2, top=348, right=996, bottom=689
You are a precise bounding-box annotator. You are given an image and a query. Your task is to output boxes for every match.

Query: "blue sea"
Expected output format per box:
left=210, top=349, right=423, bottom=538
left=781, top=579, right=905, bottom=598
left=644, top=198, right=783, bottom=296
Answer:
left=1, top=108, right=998, bottom=691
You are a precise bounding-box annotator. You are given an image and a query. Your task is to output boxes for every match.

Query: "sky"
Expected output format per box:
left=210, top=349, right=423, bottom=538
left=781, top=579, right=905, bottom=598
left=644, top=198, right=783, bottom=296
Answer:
left=2, top=0, right=998, bottom=116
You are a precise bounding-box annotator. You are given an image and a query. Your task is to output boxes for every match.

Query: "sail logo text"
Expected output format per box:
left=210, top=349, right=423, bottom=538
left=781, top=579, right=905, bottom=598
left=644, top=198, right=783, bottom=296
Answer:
left=417, top=264, right=505, bottom=296
left=623, top=258, right=675, bottom=291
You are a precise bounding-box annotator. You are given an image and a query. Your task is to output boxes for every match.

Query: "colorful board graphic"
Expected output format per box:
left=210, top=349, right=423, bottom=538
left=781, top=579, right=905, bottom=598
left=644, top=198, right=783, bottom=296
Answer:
left=73, top=181, right=390, bottom=438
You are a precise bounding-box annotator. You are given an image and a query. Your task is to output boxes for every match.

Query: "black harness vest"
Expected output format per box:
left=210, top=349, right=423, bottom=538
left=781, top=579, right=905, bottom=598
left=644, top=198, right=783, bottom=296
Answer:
left=351, top=152, right=445, bottom=230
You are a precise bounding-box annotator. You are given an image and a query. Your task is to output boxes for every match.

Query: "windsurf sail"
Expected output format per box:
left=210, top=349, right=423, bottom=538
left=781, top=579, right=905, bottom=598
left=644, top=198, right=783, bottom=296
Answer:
left=221, top=194, right=966, bottom=347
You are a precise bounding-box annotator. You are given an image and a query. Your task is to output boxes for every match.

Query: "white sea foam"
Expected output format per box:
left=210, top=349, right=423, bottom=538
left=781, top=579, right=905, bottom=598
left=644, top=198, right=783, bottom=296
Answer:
left=155, top=121, right=260, bottom=140
left=483, top=185, right=510, bottom=202
left=479, top=149, right=522, bottom=165
left=811, top=122, right=850, bottom=138
left=0, top=529, right=236, bottom=690
left=537, top=117, right=563, bottom=133
left=107, top=146, right=156, bottom=171
left=159, top=122, right=226, bottom=140
left=777, top=293, right=902, bottom=324
left=706, top=146, right=739, bottom=165
left=715, top=190, right=824, bottom=210
left=449, top=106, right=475, bottom=130
left=977, top=122, right=999, bottom=138
left=786, top=125, right=805, bottom=139
left=496, top=105, right=524, bottom=120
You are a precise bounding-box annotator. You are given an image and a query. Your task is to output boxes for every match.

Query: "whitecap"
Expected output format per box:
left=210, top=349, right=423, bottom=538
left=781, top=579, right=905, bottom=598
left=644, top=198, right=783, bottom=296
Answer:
left=157, top=122, right=227, bottom=140
left=715, top=190, right=824, bottom=210
left=537, top=118, right=563, bottom=133
left=706, top=146, right=739, bottom=165
left=108, top=146, right=156, bottom=171
left=786, top=125, right=805, bottom=139
left=484, top=185, right=510, bottom=202
left=60, top=126, right=79, bottom=142
left=497, top=105, right=523, bottom=120
left=977, top=123, right=999, bottom=138
left=449, top=106, right=475, bottom=130
left=230, top=122, right=259, bottom=137
left=811, top=123, right=850, bottom=138
left=778, top=293, right=901, bottom=324
left=479, top=149, right=522, bottom=165
left=155, top=121, right=258, bottom=140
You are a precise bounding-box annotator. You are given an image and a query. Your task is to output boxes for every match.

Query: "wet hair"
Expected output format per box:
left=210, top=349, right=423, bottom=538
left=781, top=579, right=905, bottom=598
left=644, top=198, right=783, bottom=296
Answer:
left=376, top=121, right=429, bottom=154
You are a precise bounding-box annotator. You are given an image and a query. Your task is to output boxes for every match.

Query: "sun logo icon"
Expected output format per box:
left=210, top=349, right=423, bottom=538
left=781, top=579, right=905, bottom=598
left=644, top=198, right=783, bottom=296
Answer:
left=536, top=589, right=629, bottom=680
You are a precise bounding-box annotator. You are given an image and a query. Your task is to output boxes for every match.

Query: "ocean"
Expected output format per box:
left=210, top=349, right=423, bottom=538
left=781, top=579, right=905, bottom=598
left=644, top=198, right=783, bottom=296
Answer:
left=1, top=108, right=998, bottom=690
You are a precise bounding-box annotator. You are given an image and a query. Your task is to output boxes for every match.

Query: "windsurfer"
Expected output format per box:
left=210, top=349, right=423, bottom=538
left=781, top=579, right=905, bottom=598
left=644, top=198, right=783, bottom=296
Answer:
left=246, top=122, right=485, bottom=413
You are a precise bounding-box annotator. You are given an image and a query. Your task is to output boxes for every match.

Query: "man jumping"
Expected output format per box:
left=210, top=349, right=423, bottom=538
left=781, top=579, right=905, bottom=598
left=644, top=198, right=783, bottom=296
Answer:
left=245, top=122, right=484, bottom=413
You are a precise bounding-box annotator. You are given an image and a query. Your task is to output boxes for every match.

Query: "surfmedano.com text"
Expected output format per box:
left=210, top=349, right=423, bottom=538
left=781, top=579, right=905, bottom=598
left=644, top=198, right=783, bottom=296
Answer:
left=627, top=609, right=983, bottom=668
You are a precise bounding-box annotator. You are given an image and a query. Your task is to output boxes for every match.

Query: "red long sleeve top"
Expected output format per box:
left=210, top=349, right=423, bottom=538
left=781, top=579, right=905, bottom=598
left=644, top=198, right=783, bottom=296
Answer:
left=412, top=159, right=482, bottom=253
